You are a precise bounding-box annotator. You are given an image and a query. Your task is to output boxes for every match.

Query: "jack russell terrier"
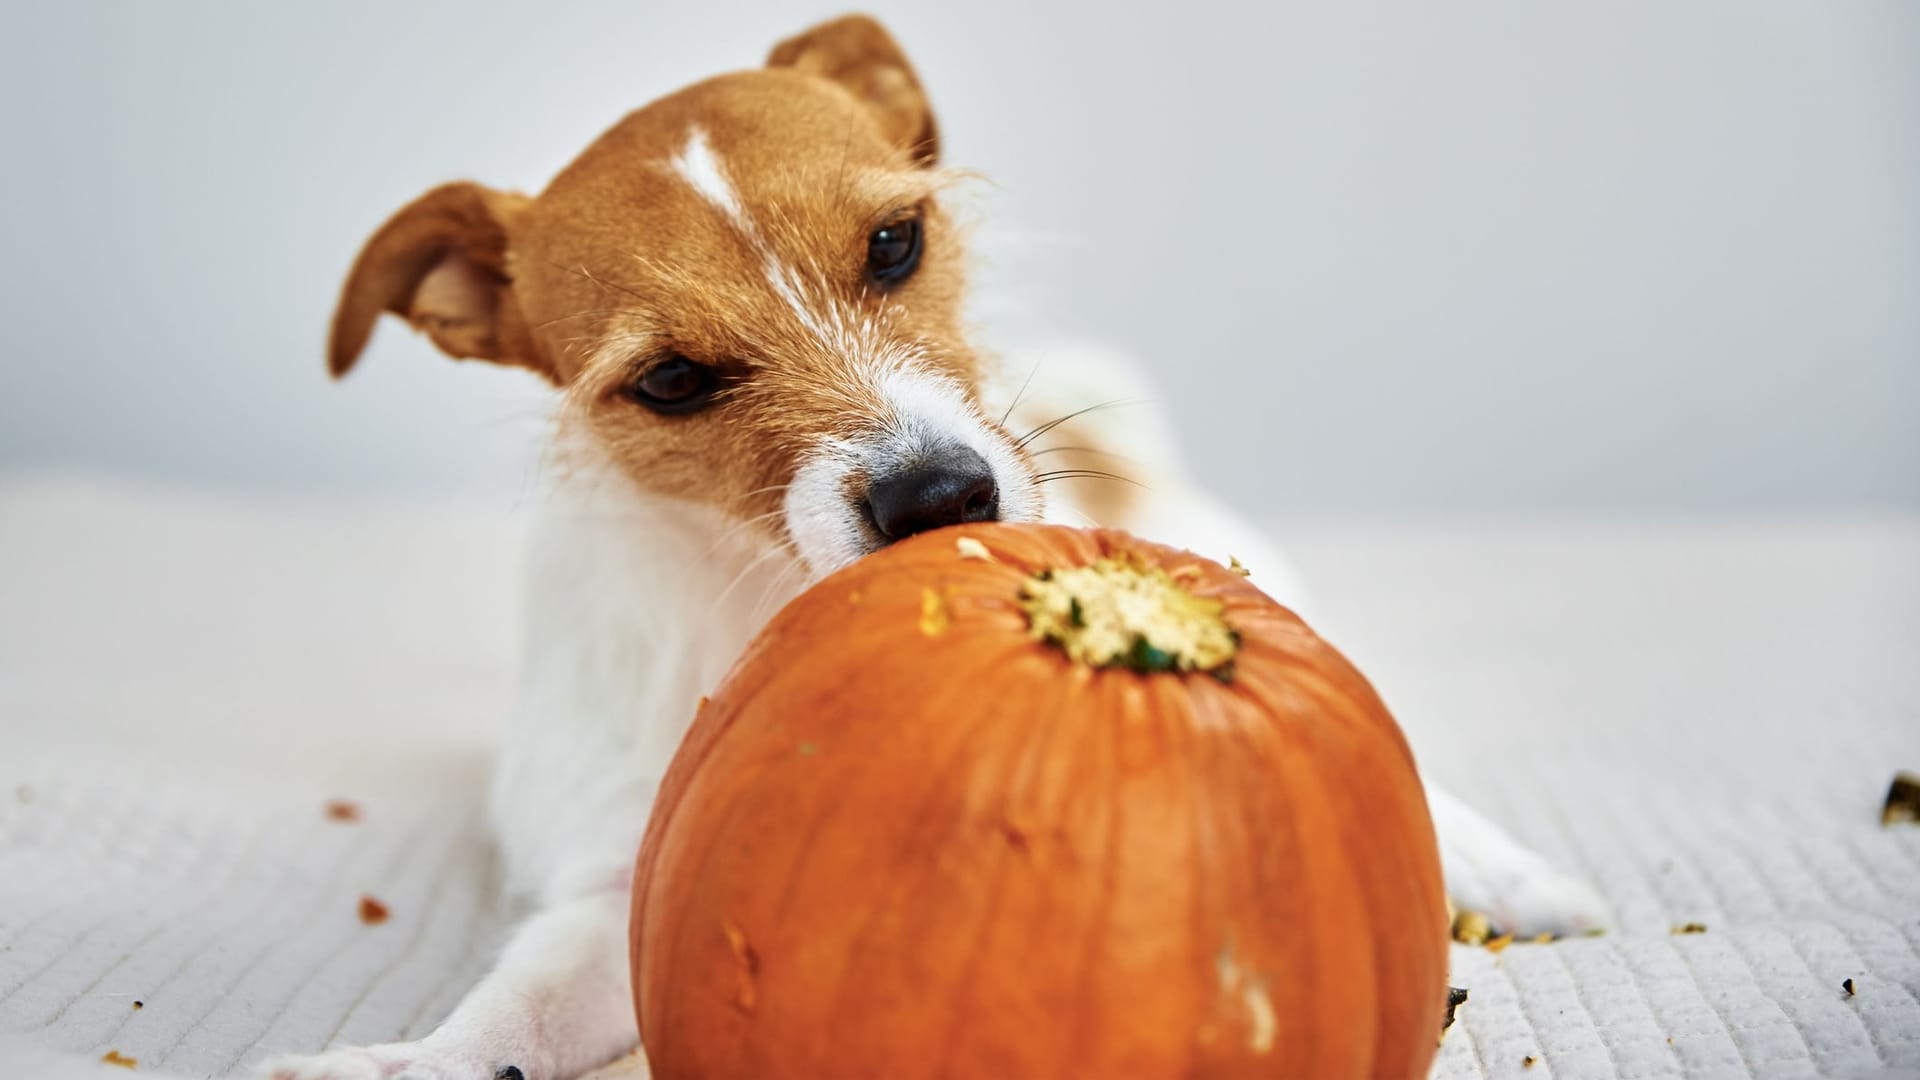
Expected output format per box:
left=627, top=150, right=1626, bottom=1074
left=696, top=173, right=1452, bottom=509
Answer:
left=262, top=15, right=1605, bottom=1079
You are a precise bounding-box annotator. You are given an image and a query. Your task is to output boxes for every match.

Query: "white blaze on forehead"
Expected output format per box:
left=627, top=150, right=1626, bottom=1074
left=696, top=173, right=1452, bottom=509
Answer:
left=669, top=125, right=746, bottom=227
left=667, top=124, right=829, bottom=343
left=763, top=255, right=827, bottom=339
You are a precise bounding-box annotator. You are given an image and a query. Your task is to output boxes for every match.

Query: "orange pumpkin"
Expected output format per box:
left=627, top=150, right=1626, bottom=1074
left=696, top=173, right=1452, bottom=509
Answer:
left=631, top=523, right=1449, bottom=1079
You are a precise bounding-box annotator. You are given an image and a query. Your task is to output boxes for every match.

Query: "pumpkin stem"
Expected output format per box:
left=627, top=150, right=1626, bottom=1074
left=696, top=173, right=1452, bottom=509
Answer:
left=1019, top=556, right=1238, bottom=675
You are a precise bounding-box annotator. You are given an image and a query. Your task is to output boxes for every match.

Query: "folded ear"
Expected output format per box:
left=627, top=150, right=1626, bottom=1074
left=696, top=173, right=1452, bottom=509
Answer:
left=768, top=15, right=938, bottom=165
left=328, top=182, right=549, bottom=381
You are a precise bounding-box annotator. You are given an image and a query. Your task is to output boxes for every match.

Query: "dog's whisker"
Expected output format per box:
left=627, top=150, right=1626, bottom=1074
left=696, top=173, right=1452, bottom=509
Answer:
left=998, top=355, right=1045, bottom=427
left=1051, top=503, right=1101, bottom=529
left=1027, top=444, right=1150, bottom=468
left=1032, top=468, right=1149, bottom=489
left=712, top=543, right=797, bottom=612
left=1014, top=398, right=1145, bottom=451
left=701, top=508, right=790, bottom=559
left=749, top=550, right=809, bottom=625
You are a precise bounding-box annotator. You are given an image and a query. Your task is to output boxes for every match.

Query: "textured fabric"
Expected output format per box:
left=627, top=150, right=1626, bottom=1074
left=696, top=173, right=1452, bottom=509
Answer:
left=1, top=479, right=1916, bottom=1078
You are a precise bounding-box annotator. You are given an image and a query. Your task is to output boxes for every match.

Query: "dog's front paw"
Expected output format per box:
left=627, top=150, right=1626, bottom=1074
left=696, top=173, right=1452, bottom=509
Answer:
left=253, top=1043, right=527, bottom=1080
left=1468, top=863, right=1610, bottom=938
left=1446, top=844, right=1610, bottom=938
left=1429, top=787, right=1611, bottom=937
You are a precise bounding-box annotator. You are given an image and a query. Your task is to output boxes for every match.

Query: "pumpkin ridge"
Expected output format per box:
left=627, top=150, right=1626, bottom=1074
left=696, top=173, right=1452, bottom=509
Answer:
left=648, top=734, right=780, bottom=1074
left=1061, top=670, right=1130, bottom=1075
left=1233, top=684, right=1318, bottom=1070
left=923, top=641, right=1083, bottom=1075
left=1169, top=673, right=1225, bottom=1073
left=762, top=637, right=1013, bottom=924
left=800, top=642, right=1026, bottom=1069
left=1184, top=676, right=1286, bottom=1069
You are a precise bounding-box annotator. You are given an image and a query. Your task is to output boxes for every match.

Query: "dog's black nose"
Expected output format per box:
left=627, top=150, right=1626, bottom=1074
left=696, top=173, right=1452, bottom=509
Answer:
left=866, top=446, right=999, bottom=542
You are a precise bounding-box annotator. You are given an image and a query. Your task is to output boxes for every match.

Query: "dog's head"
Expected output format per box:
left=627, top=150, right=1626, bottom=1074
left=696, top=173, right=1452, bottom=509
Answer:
left=329, top=15, right=1040, bottom=576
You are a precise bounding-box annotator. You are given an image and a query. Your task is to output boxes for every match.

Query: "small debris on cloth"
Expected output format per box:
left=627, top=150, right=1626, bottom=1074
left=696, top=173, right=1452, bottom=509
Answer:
left=1451, top=909, right=1492, bottom=946
left=1439, top=986, right=1469, bottom=1044
left=1843, top=977, right=1856, bottom=997
left=324, top=799, right=362, bottom=823
left=1882, top=771, right=1920, bottom=826
left=1485, top=933, right=1515, bottom=954
left=1523, top=1055, right=1538, bottom=1068
left=1672, top=922, right=1708, bottom=935
left=358, top=895, right=390, bottom=925
left=101, top=1050, right=137, bottom=1069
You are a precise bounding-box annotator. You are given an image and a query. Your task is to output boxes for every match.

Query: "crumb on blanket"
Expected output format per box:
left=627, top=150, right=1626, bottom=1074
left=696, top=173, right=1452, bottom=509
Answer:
left=1882, top=771, right=1920, bottom=827
left=1439, top=986, right=1469, bottom=1044
left=1451, top=909, right=1492, bottom=946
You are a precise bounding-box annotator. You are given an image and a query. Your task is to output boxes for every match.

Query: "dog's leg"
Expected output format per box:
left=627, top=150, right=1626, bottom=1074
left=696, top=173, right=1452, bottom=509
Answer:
left=1427, top=784, right=1609, bottom=934
left=254, top=888, right=634, bottom=1080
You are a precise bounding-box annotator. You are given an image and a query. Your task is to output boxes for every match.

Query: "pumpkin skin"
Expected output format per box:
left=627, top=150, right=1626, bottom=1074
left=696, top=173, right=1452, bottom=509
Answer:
left=631, top=523, right=1449, bottom=1079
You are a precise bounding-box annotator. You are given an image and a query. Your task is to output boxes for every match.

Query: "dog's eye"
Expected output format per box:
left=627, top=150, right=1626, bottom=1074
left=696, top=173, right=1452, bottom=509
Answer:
left=628, top=356, right=718, bottom=415
left=866, top=217, right=923, bottom=285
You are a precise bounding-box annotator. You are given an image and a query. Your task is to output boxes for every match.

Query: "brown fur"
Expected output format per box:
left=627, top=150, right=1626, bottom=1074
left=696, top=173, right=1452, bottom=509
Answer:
left=330, top=15, right=996, bottom=530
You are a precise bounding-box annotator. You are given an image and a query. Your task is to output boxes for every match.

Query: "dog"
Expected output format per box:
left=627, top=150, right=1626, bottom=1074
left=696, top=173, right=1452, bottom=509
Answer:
left=260, top=15, right=1605, bottom=1078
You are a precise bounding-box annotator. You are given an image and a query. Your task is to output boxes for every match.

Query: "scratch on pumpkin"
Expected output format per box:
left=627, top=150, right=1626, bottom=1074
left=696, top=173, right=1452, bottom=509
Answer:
left=1215, top=943, right=1277, bottom=1054
left=723, top=921, right=759, bottom=1011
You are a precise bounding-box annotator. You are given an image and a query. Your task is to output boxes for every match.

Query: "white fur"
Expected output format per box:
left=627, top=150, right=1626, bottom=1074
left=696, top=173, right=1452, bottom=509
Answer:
left=871, top=365, right=1042, bottom=527
left=667, top=125, right=745, bottom=228
left=782, top=436, right=867, bottom=578
left=782, top=364, right=1041, bottom=577
left=763, top=254, right=826, bottom=339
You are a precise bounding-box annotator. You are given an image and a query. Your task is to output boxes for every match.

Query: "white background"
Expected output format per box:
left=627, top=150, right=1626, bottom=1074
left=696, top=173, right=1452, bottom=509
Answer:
left=3, top=1, right=1915, bottom=514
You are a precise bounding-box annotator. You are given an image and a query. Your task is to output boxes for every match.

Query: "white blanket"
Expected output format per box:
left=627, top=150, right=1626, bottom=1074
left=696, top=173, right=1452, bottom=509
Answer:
left=2, top=478, right=1916, bottom=1079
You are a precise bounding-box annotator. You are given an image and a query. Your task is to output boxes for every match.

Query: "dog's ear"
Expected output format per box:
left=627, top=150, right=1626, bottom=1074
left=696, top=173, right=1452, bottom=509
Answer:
left=329, top=182, right=549, bottom=381
left=768, top=15, right=939, bottom=165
